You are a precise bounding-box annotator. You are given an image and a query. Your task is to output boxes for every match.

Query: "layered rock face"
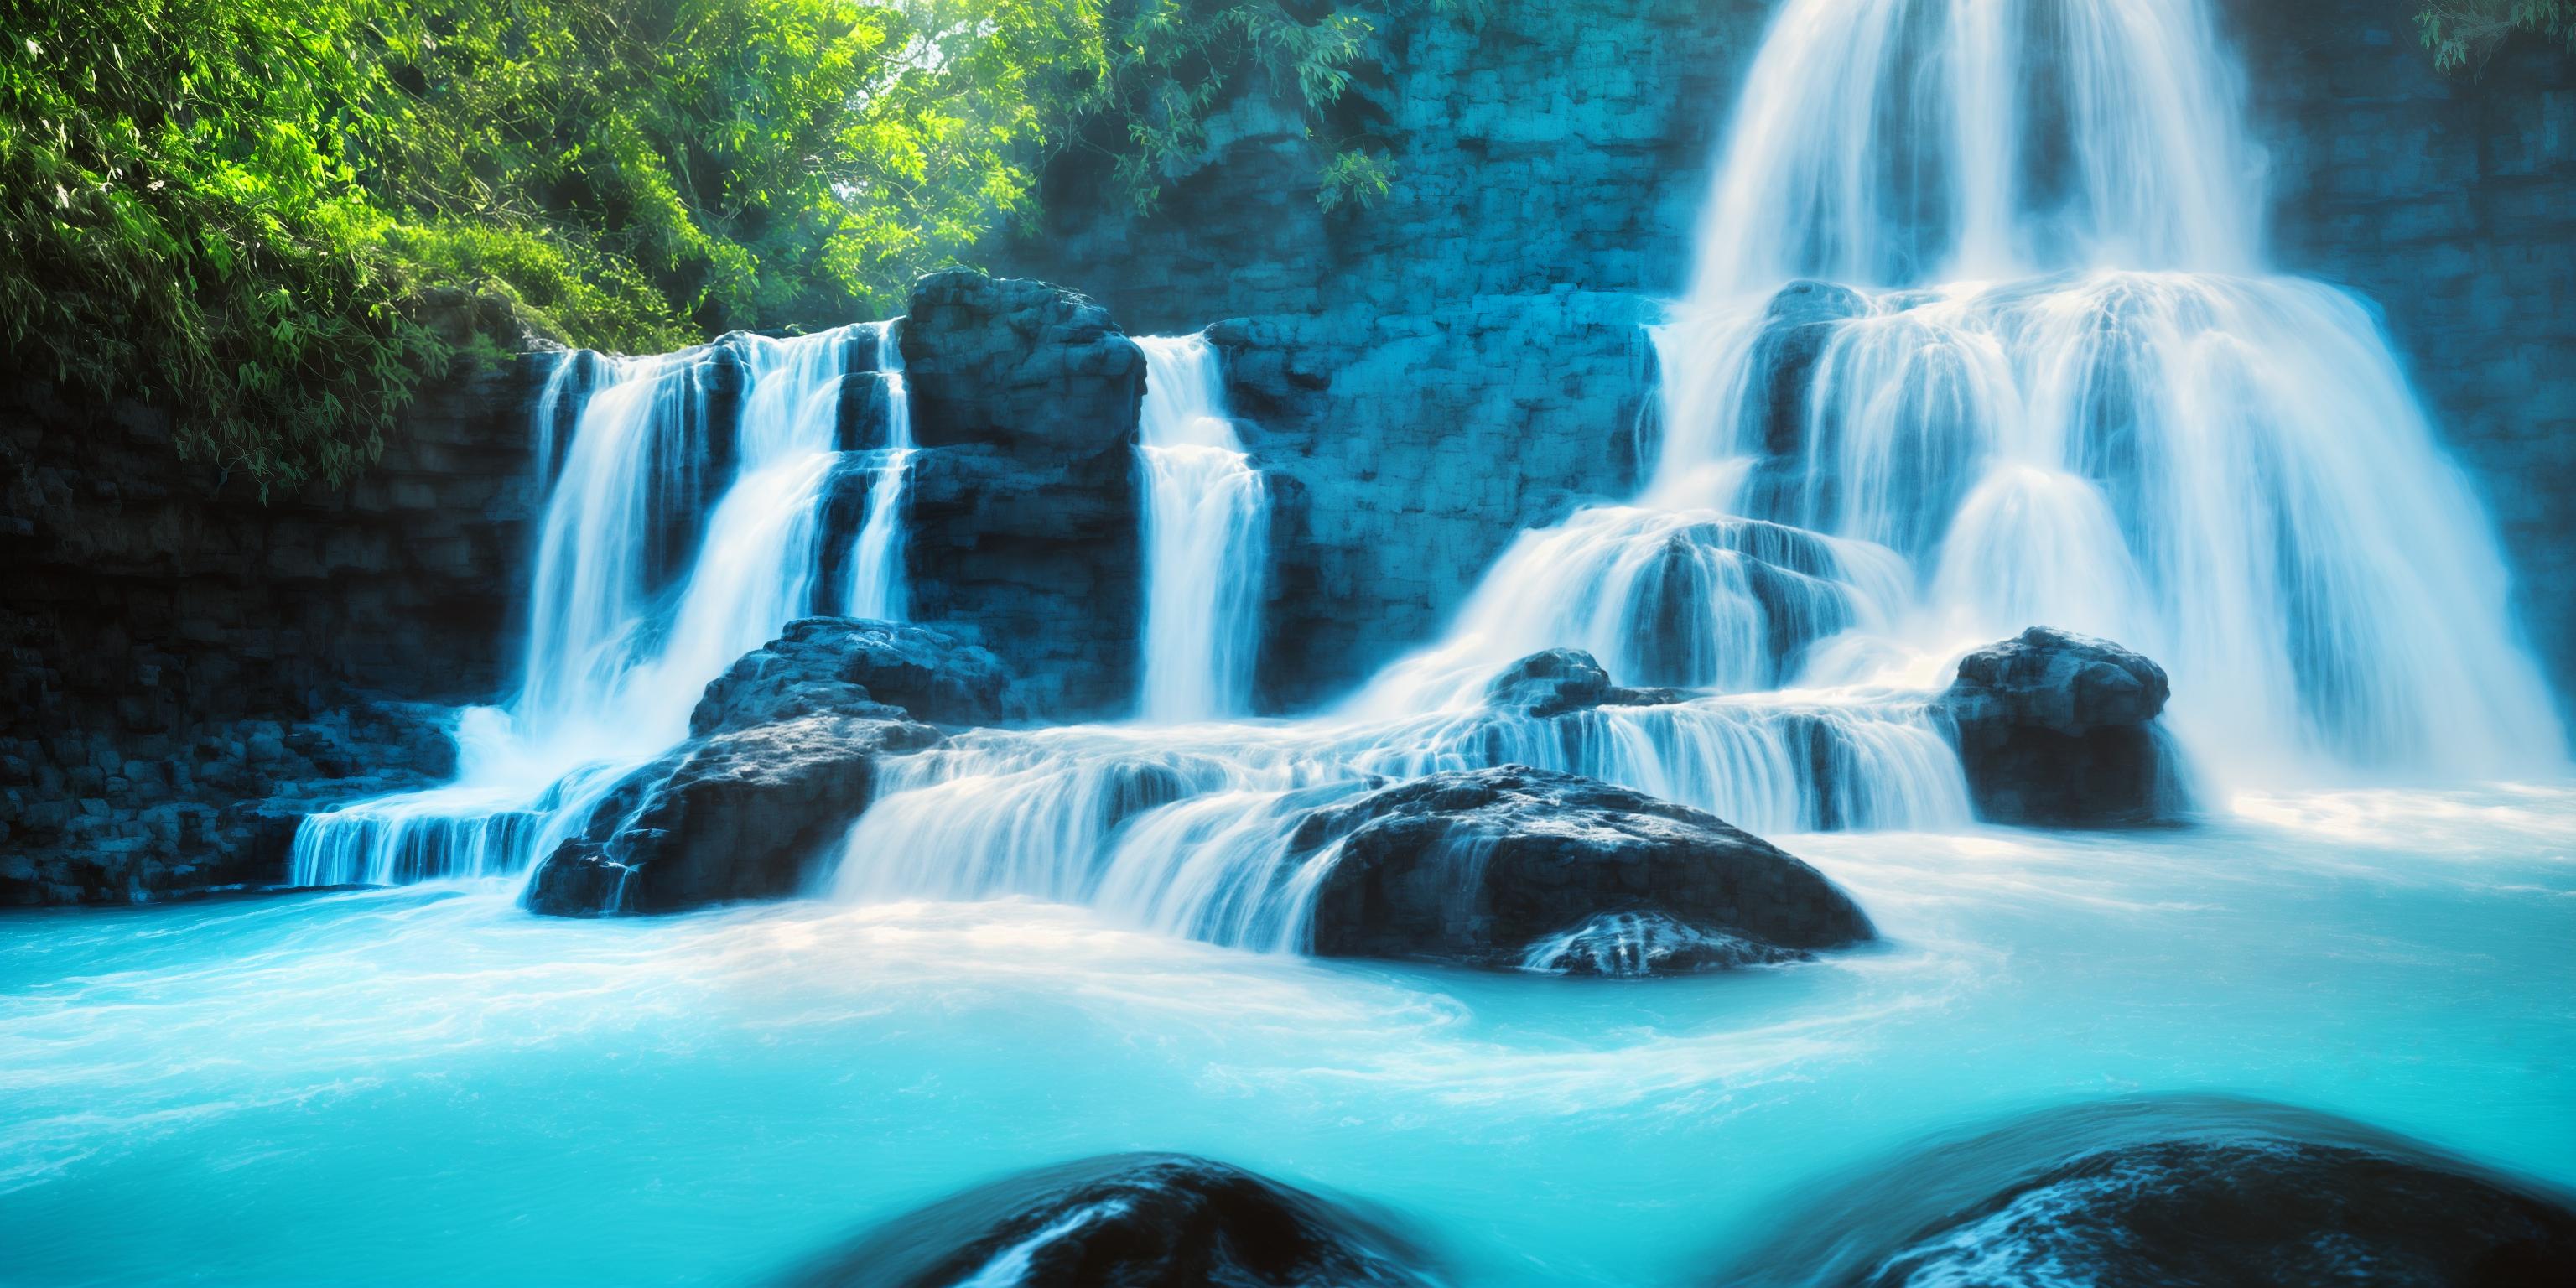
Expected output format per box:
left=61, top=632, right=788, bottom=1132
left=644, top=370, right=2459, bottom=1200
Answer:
left=776, top=1153, right=1436, bottom=1288
left=1937, top=628, right=2185, bottom=828
left=1291, top=765, right=1872, bottom=971
left=899, top=270, right=1147, bottom=717
left=1, top=298, right=544, bottom=903
left=999, top=0, right=2576, bottom=716
left=525, top=618, right=1000, bottom=917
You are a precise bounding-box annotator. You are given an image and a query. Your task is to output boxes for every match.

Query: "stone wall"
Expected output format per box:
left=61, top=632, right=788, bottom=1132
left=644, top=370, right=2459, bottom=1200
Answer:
left=0, top=316, right=543, bottom=902
left=999, top=0, right=2576, bottom=715
left=2233, top=0, right=2576, bottom=716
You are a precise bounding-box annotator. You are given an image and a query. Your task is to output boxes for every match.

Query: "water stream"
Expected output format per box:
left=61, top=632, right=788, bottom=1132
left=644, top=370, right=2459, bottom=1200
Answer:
left=4, top=0, right=2570, bottom=1282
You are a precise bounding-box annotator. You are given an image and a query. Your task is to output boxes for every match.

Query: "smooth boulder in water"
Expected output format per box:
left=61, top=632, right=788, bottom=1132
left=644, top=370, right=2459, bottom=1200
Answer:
left=1293, top=765, right=1872, bottom=971
left=1937, top=626, right=2185, bottom=827
left=774, top=1153, right=1436, bottom=1288
left=526, top=618, right=1023, bottom=915
left=1717, top=1096, right=2576, bottom=1288
left=690, top=616, right=1021, bottom=735
left=1485, top=649, right=1680, bottom=718
left=524, top=713, right=939, bottom=916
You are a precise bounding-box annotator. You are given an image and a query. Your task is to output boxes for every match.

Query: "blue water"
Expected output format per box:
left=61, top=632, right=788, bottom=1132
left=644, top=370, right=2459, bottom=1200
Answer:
left=5, top=784, right=2569, bottom=1285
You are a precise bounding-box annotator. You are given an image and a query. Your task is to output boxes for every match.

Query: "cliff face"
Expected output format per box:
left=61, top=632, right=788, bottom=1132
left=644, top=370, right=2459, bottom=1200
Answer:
left=0, top=311, right=544, bottom=902
left=998, top=0, right=2576, bottom=712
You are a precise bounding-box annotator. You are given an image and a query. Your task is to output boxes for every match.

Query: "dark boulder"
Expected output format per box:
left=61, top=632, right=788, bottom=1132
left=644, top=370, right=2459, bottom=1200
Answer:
left=900, top=269, right=1144, bottom=461
left=1486, top=649, right=1680, bottom=717
left=1717, top=1097, right=2576, bottom=1288
left=525, top=712, right=939, bottom=916
left=775, top=1153, right=1435, bottom=1288
left=1937, top=626, right=2186, bottom=827
left=1291, top=766, right=1872, bottom=970
left=690, top=616, right=1020, bottom=735
left=892, top=269, right=1145, bottom=718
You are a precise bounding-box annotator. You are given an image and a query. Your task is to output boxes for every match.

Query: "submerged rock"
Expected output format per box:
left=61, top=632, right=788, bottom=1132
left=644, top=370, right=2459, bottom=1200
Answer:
left=525, top=713, right=940, bottom=916
left=1938, top=626, right=2186, bottom=828
left=1292, top=765, right=1872, bottom=970
left=690, top=616, right=1020, bottom=735
left=776, top=1153, right=1436, bottom=1288
left=1486, top=649, right=1680, bottom=717
left=1718, top=1096, right=2576, bottom=1288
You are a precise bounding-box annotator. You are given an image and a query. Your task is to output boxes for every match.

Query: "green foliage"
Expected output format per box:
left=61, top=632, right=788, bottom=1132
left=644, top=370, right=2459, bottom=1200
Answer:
left=2418, top=2, right=2576, bottom=72
left=1, top=0, right=444, bottom=491
left=366, top=0, right=1106, bottom=343
left=1317, top=148, right=1394, bottom=212
left=1062, top=0, right=1377, bottom=216
left=1, top=0, right=1428, bottom=491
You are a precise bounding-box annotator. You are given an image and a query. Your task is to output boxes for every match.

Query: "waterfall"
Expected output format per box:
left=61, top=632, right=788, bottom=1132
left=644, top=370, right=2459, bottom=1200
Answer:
left=1380, top=0, right=2563, bottom=784
left=292, top=324, right=891, bottom=888
left=846, top=321, right=914, bottom=621
left=1135, top=334, right=1269, bottom=722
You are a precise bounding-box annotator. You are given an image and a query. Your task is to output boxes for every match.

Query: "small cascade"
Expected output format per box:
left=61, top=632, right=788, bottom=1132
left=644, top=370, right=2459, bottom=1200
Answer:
left=1135, top=334, right=1268, bottom=722
left=292, top=324, right=886, bottom=888
left=845, top=321, right=915, bottom=621
left=824, top=693, right=1967, bottom=953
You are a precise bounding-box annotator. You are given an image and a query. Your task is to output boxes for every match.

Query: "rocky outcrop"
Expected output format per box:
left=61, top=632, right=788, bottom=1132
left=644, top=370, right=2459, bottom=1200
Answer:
left=775, top=1153, right=1436, bottom=1288
left=1485, top=649, right=1680, bottom=718
left=896, top=270, right=1145, bottom=717
left=690, top=617, right=1020, bottom=735
left=1, top=299, right=545, bottom=905
left=1291, top=765, right=1871, bottom=971
left=526, top=617, right=1021, bottom=916
left=1937, top=627, right=2185, bottom=828
left=1719, top=1097, right=2576, bottom=1288
left=525, top=711, right=938, bottom=917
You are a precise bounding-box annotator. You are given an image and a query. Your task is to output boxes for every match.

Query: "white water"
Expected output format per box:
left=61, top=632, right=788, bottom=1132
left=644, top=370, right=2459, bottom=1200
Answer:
left=7, top=2, right=2575, bottom=1283
left=8, top=787, right=2573, bottom=1285
left=1136, top=334, right=1268, bottom=722
left=291, top=324, right=896, bottom=888
left=1379, top=0, right=2563, bottom=787
left=846, top=322, right=915, bottom=621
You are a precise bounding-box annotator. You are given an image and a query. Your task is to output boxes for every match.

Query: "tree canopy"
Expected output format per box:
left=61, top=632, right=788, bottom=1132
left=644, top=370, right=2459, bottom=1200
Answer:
left=0, top=0, right=1400, bottom=491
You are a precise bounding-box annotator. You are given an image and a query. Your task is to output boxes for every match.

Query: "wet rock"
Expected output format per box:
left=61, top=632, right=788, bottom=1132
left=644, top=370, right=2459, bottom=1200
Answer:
left=690, top=616, right=1021, bottom=735
left=1937, top=626, right=2186, bottom=827
left=1717, top=1096, right=2576, bottom=1288
left=1747, top=278, right=1870, bottom=459
left=900, top=269, right=1144, bottom=461
left=896, top=269, right=1146, bottom=718
left=1292, top=765, right=1872, bottom=969
left=1518, top=911, right=1804, bottom=977
left=776, top=1153, right=1436, bottom=1288
left=525, top=712, right=940, bottom=917
left=1486, top=649, right=1681, bottom=717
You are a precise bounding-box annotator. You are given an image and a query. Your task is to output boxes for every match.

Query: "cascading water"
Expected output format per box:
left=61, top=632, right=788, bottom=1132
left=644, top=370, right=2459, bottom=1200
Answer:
left=1394, top=0, right=2563, bottom=784
left=1135, top=334, right=1268, bottom=722
left=291, top=322, right=906, bottom=888
left=844, top=322, right=914, bottom=621
left=822, top=0, right=2563, bottom=949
